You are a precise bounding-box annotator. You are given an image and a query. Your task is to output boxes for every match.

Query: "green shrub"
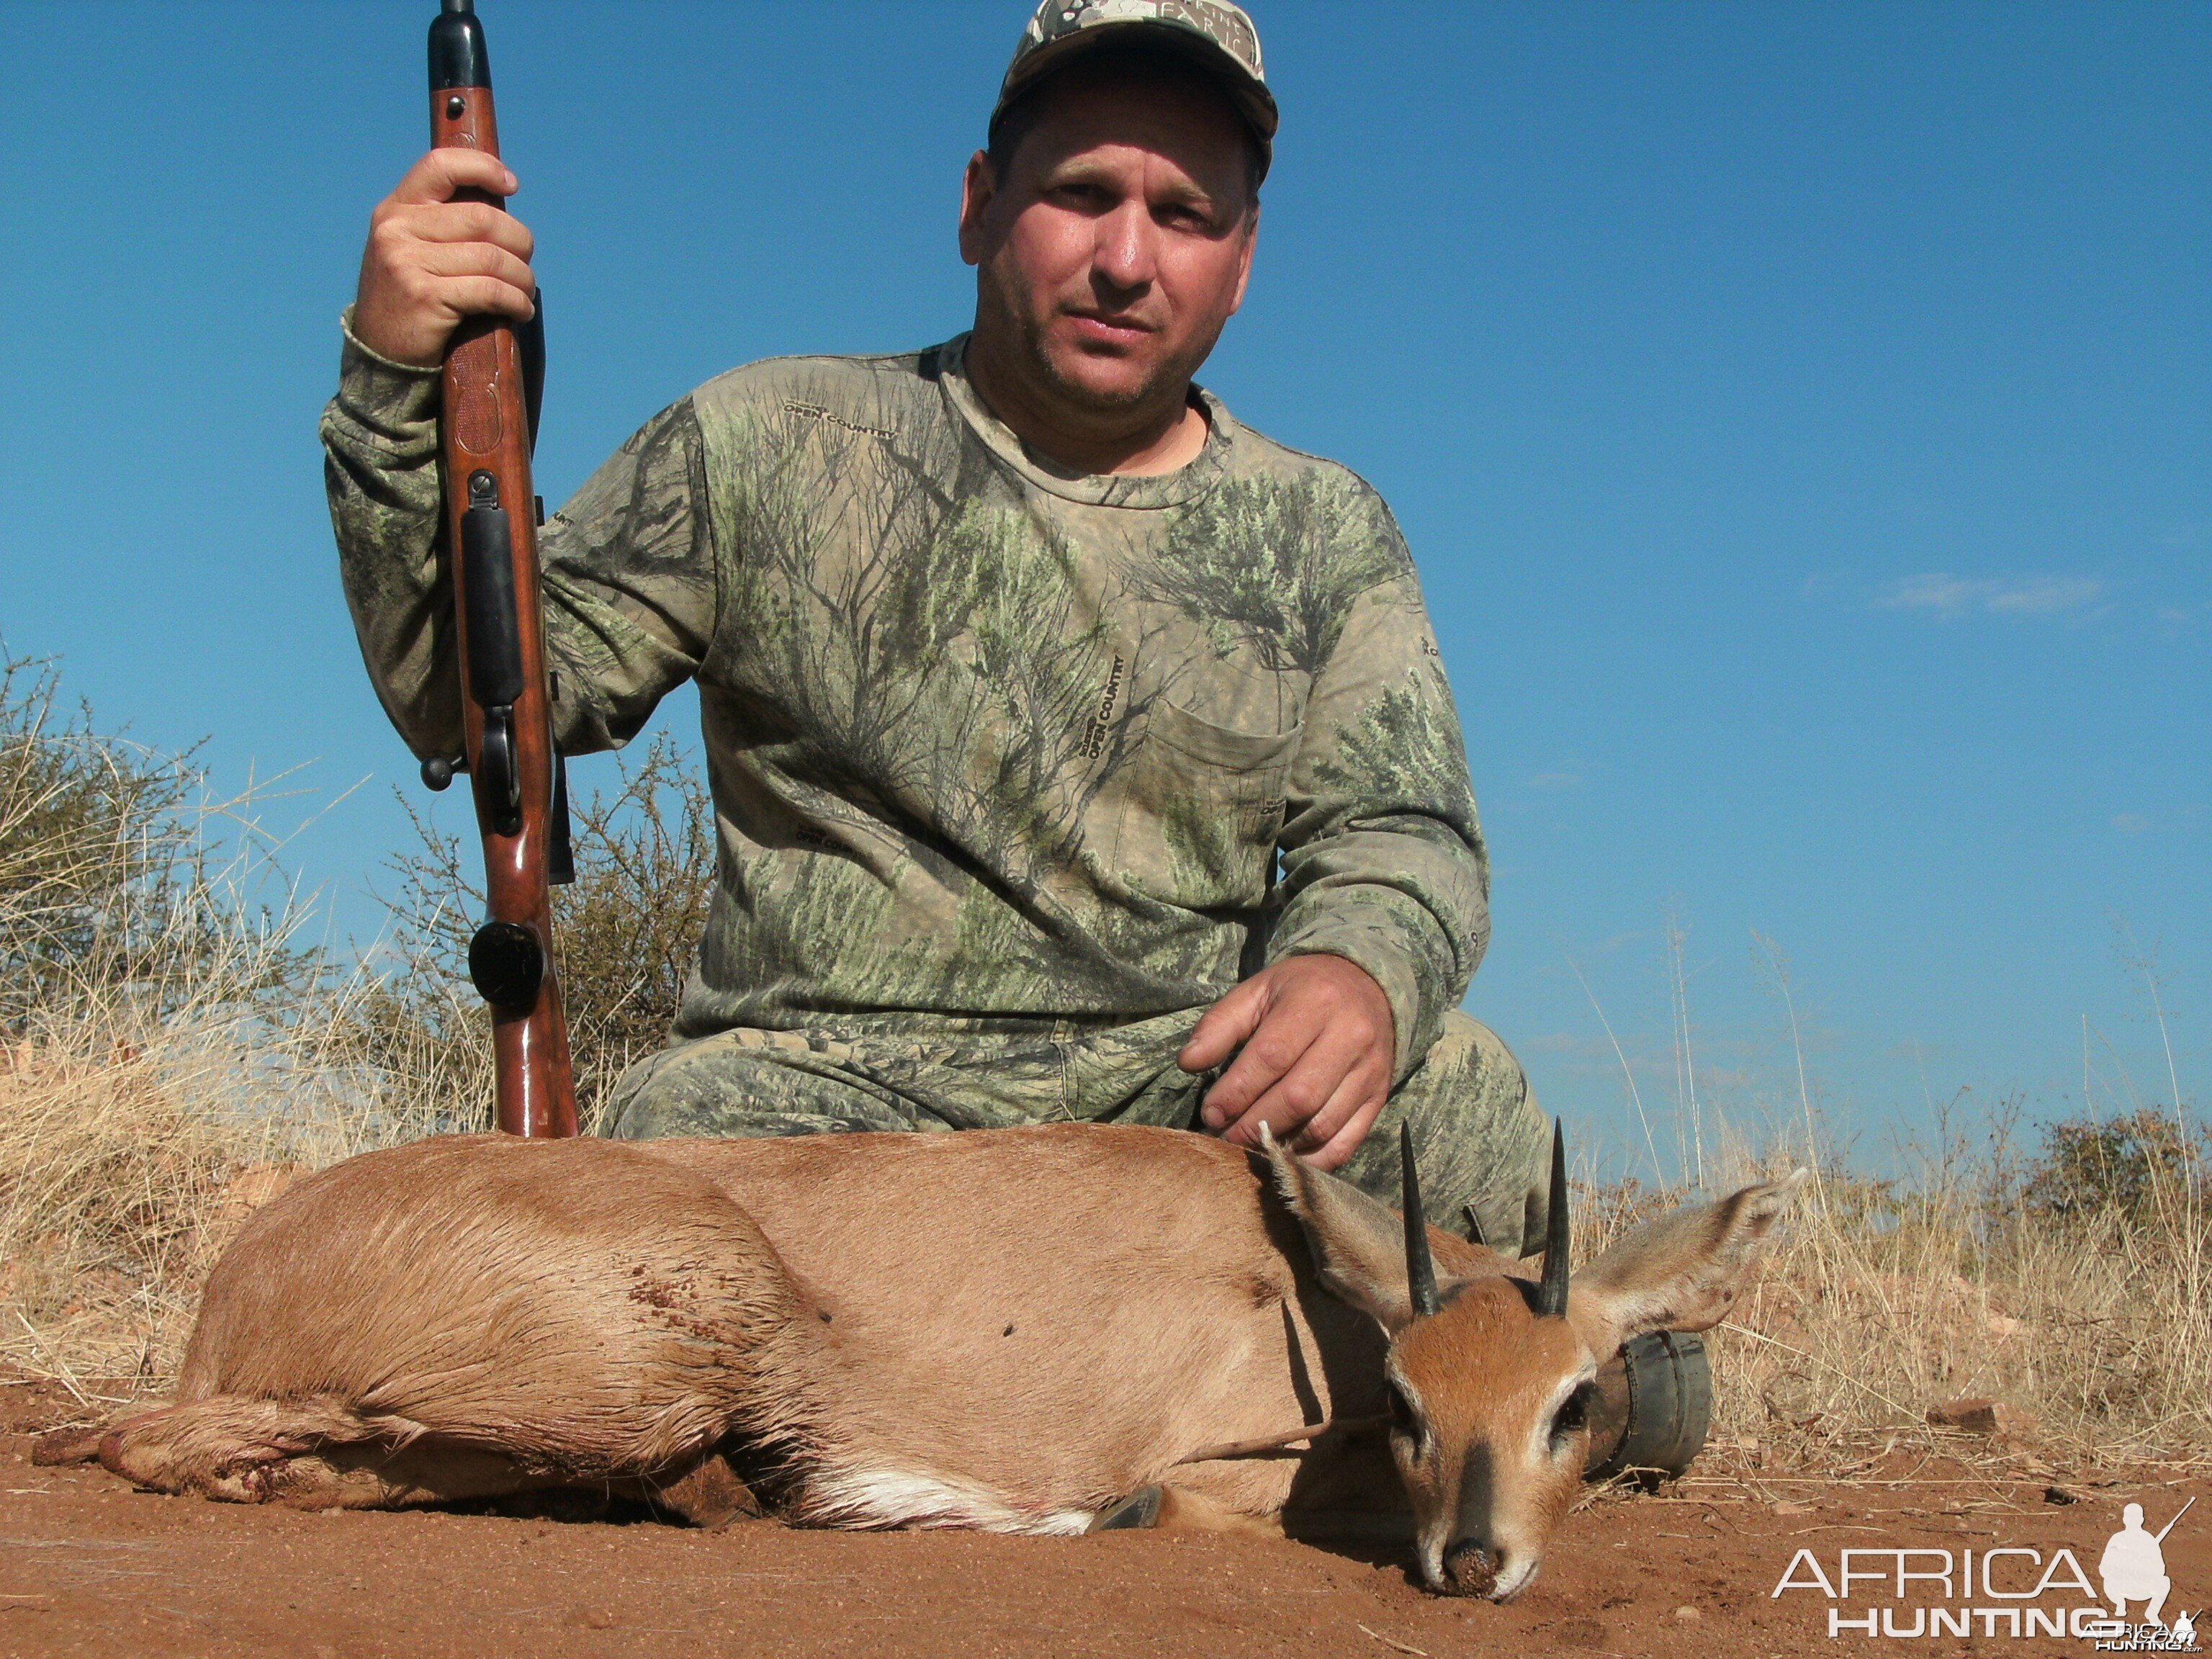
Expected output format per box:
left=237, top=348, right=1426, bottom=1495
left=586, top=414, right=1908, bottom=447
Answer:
left=2023, top=1107, right=2207, bottom=1224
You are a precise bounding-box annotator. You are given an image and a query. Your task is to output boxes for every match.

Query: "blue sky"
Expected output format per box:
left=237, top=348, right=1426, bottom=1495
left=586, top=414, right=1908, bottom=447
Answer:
left=1, top=2, right=2203, bottom=1176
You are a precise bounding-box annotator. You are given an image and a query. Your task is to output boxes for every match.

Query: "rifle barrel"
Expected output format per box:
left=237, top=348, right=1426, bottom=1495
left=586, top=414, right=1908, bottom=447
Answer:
left=2154, top=1495, right=2195, bottom=1544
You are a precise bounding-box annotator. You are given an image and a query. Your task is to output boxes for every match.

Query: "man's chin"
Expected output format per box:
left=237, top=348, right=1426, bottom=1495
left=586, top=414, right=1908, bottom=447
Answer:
left=1037, top=349, right=1170, bottom=413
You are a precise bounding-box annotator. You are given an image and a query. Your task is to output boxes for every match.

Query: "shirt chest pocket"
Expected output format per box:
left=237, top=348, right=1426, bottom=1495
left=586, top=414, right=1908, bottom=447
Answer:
left=1112, top=696, right=1302, bottom=911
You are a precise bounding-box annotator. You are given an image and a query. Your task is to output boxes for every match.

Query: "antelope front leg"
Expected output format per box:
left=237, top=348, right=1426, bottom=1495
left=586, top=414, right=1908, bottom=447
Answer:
left=1086, top=1483, right=1280, bottom=1539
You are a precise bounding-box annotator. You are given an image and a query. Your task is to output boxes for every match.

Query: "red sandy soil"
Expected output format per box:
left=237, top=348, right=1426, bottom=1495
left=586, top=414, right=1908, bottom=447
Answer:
left=1, top=1382, right=2203, bottom=1659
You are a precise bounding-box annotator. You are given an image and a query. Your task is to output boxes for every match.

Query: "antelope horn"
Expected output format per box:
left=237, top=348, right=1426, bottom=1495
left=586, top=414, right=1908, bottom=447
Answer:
left=1401, top=1122, right=1439, bottom=1318
left=1534, top=1118, right=1571, bottom=1318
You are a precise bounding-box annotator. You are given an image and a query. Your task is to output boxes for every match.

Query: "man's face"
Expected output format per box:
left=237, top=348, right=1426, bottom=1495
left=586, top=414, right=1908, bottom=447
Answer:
left=961, top=68, right=1258, bottom=417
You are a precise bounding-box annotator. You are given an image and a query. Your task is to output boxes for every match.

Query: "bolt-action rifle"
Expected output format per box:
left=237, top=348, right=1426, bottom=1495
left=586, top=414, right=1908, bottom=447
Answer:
left=418, top=0, right=578, bottom=1138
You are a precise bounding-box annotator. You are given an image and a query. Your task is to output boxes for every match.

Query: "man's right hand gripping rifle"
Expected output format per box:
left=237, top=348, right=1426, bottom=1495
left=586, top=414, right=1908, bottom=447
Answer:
left=353, top=148, right=536, bottom=369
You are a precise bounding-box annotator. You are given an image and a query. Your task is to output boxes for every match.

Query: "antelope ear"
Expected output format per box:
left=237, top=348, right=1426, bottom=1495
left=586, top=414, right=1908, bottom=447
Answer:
left=1568, top=1169, right=1808, bottom=1356
left=1260, top=1126, right=1426, bottom=1334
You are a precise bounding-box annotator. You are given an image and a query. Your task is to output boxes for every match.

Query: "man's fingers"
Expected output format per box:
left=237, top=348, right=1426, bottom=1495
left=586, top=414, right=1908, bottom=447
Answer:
left=1303, top=1092, right=1391, bottom=1173
left=1200, top=1015, right=1318, bottom=1126
left=1287, top=1055, right=1388, bottom=1154
left=433, top=274, right=539, bottom=325
left=1178, top=976, right=1268, bottom=1074
left=390, top=147, right=518, bottom=206
left=1217, top=1072, right=1336, bottom=1151
left=414, top=240, right=538, bottom=299
left=1213, top=1032, right=1346, bottom=1144
left=395, top=199, right=536, bottom=259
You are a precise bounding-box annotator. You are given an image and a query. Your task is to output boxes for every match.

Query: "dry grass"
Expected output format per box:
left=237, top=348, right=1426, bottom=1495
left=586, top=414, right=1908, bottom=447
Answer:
left=1, top=655, right=2204, bottom=1480
left=1576, top=1116, right=2211, bottom=1478
left=0, top=1015, right=429, bottom=1398
left=0, top=654, right=456, bottom=1395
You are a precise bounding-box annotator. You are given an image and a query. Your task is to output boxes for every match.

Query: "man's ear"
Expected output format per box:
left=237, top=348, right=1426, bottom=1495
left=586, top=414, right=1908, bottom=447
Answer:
left=1261, top=1125, right=1425, bottom=1334
left=1226, top=204, right=1258, bottom=315
left=958, top=149, right=998, bottom=268
left=1569, top=1169, right=1808, bottom=1356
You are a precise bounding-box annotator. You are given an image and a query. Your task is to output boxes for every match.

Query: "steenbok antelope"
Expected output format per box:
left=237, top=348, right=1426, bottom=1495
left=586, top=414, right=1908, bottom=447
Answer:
left=89, top=1120, right=1802, bottom=1598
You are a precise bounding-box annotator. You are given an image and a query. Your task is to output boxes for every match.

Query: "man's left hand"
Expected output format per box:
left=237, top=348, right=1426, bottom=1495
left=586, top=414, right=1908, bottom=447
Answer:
left=1178, top=954, right=1395, bottom=1170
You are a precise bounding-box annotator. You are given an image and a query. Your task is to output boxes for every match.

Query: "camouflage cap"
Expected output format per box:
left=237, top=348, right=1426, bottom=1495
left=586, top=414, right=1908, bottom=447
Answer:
left=992, top=1, right=1279, bottom=180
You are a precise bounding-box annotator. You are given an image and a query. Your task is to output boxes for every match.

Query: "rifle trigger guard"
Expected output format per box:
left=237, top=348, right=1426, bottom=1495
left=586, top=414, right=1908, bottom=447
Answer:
left=477, top=706, right=522, bottom=835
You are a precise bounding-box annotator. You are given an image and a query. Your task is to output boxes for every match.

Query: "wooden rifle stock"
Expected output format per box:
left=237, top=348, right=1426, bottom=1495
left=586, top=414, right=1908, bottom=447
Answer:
left=425, top=0, right=577, bottom=1138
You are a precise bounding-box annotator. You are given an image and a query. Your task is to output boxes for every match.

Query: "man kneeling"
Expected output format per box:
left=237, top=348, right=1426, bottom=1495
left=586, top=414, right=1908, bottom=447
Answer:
left=323, top=0, right=1550, bottom=1245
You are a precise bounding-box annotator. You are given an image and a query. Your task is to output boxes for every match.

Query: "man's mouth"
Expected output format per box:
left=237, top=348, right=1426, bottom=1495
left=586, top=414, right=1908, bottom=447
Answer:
left=1064, top=312, right=1154, bottom=349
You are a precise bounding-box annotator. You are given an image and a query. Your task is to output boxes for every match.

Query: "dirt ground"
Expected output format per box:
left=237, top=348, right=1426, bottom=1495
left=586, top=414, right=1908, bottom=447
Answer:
left=1, top=1381, right=2204, bottom=1659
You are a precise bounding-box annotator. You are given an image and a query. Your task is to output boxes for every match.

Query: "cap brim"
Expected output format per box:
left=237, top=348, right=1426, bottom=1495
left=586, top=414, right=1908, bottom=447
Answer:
left=992, top=19, right=1278, bottom=174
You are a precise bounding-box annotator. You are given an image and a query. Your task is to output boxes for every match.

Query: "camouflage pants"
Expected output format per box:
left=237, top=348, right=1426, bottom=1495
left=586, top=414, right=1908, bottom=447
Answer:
left=606, top=1007, right=1552, bottom=1256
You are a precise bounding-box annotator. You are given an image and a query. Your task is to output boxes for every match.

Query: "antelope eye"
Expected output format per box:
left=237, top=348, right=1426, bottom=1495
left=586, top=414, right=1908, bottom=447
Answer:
left=1550, top=1381, right=1596, bottom=1450
left=1386, top=1381, right=1426, bottom=1454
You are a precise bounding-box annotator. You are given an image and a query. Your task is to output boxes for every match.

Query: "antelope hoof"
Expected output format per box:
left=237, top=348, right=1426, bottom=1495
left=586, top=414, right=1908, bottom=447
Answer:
left=1087, top=1484, right=1164, bottom=1533
left=1440, top=1541, right=1499, bottom=1598
left=31, top=1426, right=107, bottom=1467
left=652, top=1452, right=765, bottom=1529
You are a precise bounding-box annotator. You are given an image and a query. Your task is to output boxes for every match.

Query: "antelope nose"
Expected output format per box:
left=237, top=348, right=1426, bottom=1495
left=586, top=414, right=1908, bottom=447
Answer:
left=1441, top=1540, right=1499, bottom=1598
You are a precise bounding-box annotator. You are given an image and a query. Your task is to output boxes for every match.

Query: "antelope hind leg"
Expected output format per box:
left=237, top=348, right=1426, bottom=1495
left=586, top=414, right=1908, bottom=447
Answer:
left=100, top=1394, right=559, bottom=1511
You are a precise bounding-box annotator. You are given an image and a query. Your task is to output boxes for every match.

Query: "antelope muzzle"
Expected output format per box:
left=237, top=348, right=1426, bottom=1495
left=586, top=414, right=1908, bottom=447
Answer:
left=1440, top=1539, right=1501, bottom=1598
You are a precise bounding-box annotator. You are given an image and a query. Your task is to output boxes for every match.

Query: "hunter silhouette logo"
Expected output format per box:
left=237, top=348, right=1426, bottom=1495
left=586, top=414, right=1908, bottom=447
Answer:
left=2101, top=1500, right=2189, bottom=1627
left=1769, top=1494, right=2200, bottom=1647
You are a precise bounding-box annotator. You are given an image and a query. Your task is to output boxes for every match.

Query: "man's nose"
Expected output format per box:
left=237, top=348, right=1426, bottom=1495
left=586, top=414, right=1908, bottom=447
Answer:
left=1091, top=200, right=1156, bottom=293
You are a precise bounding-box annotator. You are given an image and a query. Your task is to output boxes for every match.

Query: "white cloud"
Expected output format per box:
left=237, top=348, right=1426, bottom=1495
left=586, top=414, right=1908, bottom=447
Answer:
left=1985, top=577, right=2103, bottom=613
left=1878, top=572, right=2103, bottom=617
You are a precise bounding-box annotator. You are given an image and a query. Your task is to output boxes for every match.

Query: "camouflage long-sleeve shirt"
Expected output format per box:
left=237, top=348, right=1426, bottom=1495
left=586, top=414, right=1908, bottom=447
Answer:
left=322, top=327, right=1488, bottom=1082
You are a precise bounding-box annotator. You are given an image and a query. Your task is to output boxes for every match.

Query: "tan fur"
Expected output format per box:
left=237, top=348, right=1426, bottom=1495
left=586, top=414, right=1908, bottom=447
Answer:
left=646, top=1126, right=1392, bottom=1532
left=105, top=1136, right=809, bottom=1509
left=95, top=1123, right=1801, bottom=1593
